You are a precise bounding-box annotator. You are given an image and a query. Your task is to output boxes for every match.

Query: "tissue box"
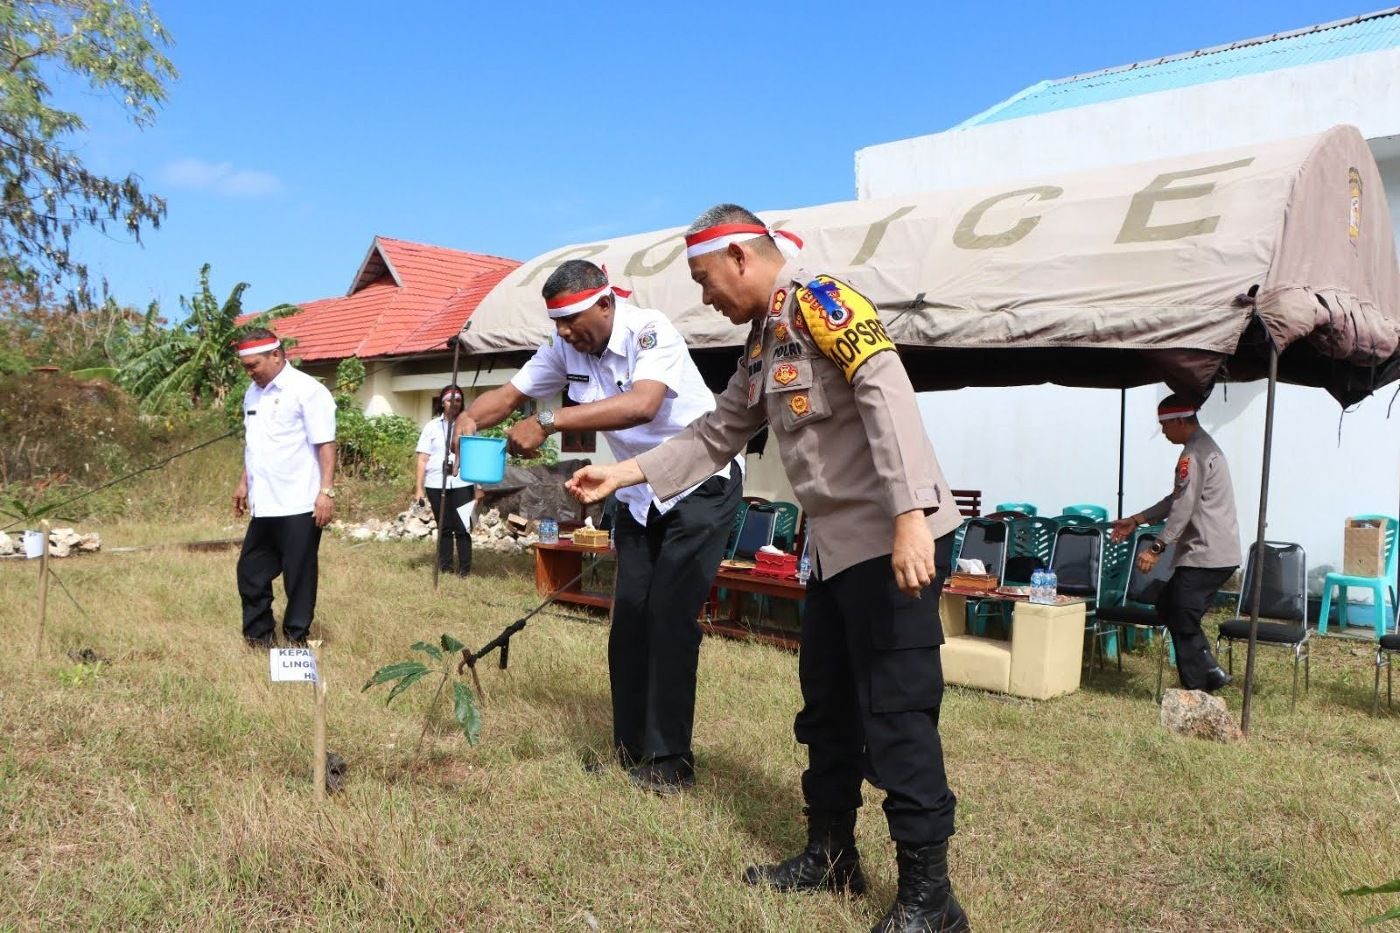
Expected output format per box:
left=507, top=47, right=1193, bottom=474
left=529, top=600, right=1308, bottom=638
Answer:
left=572, top=528, right=610, bottom=548
left=948, top=572, right=998, bottom=594
left=752, top=551, right=798, bottom=579
left=1343, top=518, right=1388, bottom=577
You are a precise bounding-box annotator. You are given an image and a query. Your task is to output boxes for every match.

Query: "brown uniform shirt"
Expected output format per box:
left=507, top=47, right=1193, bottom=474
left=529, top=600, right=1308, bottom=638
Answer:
left=637, top=263, right=962, bottom=580
left=1139, top=427, right=1242, bottom=569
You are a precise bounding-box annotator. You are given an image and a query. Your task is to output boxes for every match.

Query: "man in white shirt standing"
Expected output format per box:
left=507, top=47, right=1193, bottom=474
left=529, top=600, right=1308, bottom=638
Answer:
left=233, top=328, right=338, bottom=648
left=455, top=260, right=742, bottom=794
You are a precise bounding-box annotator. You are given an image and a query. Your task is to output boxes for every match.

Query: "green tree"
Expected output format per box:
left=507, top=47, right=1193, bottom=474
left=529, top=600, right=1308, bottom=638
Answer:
left=118, top=263, right=297, bottom=410
left=0, top=1, right=178, bottom=301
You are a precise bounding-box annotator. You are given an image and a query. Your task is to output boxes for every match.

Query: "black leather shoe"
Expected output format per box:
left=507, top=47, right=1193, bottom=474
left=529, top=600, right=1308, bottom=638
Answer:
left=871, top=841, right=970, bottom=932
left=627, top=758, right=695, bottom=796
left=1203, top=666, right=1233, bottom=693
left=743, top=809, right=867, bottom=895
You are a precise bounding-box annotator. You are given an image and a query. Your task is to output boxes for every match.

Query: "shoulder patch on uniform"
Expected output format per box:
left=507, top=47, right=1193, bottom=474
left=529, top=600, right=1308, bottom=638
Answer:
left=1175, top=456, right=1191, bottom=487
left=770, top=288, right=788, bottom=317
left=637, top=327, right=657, bottom=351
left=793, top=274, right=894, bottom=382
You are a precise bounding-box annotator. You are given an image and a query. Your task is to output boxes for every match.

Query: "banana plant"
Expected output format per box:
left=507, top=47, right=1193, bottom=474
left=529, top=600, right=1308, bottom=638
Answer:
left=363, top=633, right=482, bottom=747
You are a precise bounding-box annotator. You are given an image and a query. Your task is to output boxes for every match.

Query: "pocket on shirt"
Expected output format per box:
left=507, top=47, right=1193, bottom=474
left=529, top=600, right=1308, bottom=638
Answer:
left=568, top=380, right=604, bottom=404
left=766, top=358, right=832, bottom=432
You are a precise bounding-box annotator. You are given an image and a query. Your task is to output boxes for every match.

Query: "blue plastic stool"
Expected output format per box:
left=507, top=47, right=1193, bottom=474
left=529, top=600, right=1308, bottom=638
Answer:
left=1318, top=515, right=1398, bottom=637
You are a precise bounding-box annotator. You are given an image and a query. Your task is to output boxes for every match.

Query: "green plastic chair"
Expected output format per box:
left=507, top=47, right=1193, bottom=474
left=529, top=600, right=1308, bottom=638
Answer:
left=1061, top=503, right=1109, bottom=522
left=1318, top=515, right=1398, bottom=637
left=994, top=501, right=1037, bottom=516
left=769, top=501, right=800, bottom=552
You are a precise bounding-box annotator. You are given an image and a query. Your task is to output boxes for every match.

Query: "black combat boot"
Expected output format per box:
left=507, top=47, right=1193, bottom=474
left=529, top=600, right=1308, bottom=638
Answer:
left=742, top=808, right=867, bottom=895
left=870, top=841, right=970, bottom=932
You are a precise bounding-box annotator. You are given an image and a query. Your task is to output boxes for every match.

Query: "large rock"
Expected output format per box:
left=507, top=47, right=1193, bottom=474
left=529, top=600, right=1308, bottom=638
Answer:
left=1160, top=689, right=1242, bottom=744
left=479, top=459, right=598, bottom=523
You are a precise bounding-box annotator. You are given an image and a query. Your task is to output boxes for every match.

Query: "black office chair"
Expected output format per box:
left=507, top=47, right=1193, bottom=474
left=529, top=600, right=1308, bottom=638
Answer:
left=1372, top=633, right=1399, bottom=715
left=1094, top=532, right=1176, bottom=700
left=1216, top=541, right=1309, bottom=710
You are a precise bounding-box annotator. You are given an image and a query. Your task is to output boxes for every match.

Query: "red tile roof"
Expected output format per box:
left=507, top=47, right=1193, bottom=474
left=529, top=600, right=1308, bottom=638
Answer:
left=264, top=236, right=520, bottom=361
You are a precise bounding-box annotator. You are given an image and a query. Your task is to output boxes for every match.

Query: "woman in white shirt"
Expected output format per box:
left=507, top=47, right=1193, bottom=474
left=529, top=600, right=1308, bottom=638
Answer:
left=414, top=384, right=475, bottom=576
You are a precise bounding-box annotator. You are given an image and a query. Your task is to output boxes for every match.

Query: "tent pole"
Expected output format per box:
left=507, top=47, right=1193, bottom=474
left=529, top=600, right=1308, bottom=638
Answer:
left=1117, top=387, right=1127, bottom=519
left=1240, top=341, right=1278, bottom=735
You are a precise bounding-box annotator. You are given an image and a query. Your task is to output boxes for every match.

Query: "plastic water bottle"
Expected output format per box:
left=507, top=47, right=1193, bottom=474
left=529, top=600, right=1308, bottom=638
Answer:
left=538, top=517, right=558, bottom=545
left=797, top=553, right=812, bottom=586
left=1045, top=568, right=1058, bottom=603
left=1031, top=568, right=1046, bottom=604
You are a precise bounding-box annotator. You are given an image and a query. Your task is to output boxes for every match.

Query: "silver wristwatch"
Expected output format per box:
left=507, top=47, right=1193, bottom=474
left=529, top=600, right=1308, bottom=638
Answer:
left=536, top=408, right=556, bottom=434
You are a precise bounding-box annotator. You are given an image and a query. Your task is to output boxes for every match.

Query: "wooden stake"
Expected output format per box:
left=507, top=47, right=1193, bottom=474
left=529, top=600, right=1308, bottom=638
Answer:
left=34, top=520, right=50, bottom=658
left=310, top=639, right=327, bottom=801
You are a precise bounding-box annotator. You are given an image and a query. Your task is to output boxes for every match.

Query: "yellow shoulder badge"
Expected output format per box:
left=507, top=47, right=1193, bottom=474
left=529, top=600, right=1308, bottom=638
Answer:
left=794, top=275, right=893, bottom=382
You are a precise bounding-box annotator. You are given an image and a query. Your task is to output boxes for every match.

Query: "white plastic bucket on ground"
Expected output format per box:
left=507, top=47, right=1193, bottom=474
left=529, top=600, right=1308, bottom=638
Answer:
left=21, top=530, right=46, bottom=559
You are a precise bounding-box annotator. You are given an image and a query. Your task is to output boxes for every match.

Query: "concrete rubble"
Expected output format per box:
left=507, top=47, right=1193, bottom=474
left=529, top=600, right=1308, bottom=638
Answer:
left=0, top=528, right=101, bottom=558
left=331, top=507, right=540, bottom=554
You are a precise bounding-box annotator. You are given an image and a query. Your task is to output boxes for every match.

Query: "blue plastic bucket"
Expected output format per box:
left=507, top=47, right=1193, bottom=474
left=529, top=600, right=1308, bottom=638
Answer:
left=458, top=435, right=506, bottom=484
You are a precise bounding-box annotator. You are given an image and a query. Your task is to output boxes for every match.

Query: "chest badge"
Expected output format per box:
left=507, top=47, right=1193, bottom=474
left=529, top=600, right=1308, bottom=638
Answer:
left=773, top=363, right=799, bottom=386
left=773, top=323, right=790, bottom=343
left=770, top=288, right=787, bottom=317
left=749, top=340, right=764, bottom=360
left=789, top=394, right=811, bottom=417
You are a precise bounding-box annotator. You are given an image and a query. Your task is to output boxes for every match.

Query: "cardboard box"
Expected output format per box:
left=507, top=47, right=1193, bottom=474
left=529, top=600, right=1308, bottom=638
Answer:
left=1342, top=518, right=1388, bottom=577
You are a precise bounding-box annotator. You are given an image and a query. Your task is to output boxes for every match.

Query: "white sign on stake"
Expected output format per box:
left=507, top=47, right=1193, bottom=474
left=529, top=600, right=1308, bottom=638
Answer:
left=270, top=647, right=319, bottom=683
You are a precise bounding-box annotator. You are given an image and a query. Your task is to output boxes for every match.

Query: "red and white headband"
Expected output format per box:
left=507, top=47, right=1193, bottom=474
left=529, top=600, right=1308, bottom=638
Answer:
left=1157, top=402, right=1197, bottom=422
left=684, top=223, right=803, bottom=260
left=544, top=269, right=632, bottom=319
left=235, top=337, right=281, bottom=357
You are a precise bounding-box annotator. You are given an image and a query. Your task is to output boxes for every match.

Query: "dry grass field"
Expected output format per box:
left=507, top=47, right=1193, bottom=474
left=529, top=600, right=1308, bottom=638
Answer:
left=1, top=464, right=1397, bottom=930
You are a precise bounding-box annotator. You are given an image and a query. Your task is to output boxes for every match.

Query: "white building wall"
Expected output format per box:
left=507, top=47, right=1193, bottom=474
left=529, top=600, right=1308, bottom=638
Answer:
left=863, top=49, right=1400, bottom=581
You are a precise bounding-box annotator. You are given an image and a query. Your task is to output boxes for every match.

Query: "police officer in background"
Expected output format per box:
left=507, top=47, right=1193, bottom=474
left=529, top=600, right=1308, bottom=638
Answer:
left=454, top=259, right=741, bottom=795
left=232, top=328, right=338, bottom=648
left=1111, top=394, right=1241, bottom=693
left=568, top=205, right=970, bottom=933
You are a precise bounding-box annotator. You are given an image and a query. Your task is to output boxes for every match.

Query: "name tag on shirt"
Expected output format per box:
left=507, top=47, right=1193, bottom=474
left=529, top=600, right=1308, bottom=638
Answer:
left=567, top=373, right=590, bottom=383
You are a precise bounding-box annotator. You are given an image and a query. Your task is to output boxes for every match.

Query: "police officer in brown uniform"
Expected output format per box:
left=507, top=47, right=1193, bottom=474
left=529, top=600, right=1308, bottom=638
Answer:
left=568, top=205, right=969, bottom=933
left=1111, top=394, right=1241, bottom=693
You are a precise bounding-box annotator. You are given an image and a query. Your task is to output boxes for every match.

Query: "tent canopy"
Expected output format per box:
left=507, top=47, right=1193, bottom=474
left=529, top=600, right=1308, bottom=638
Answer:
left=460, top=125, right=1400, bottom=404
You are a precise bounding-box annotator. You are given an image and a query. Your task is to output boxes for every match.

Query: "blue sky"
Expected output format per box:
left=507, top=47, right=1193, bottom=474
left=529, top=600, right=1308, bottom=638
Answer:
left=67, top=0, right=1378, bottom=315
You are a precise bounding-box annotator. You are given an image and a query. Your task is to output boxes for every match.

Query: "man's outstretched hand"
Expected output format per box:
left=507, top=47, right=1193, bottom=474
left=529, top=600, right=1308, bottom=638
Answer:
left=566, top=459, right=646, bottom=504
left=566, top=465, right=622, bottom=504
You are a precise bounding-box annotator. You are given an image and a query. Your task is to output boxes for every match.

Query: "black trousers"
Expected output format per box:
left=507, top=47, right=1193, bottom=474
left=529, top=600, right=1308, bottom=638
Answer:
left=426, top=486, right=474, bottom=576
left=237, top=512, right=322, bottom=644
left=795, top=533, right=958, bottom=845
left=609, top=462, right=741, bottom=767
left=1157, top=565, right=1235, bottom=690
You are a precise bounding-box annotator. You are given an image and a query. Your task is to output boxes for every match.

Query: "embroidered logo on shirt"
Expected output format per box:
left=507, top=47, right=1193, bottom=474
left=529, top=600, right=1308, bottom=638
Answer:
left=637, top=328, right=657, bottom=351
left=773, top=323, right=790, bottom=343
left=789, top=394, right=811, bottom=417
left=773, top=363, right=799, bottom=386
left=749, top=340, right=763, bottom=360
left=566, top=373, right=590, bottom=383
left=773, top=342, right=803, bottom=360
left=770, top=288, right=787, bottom=317
left=1175, top=456, right=1191, bottom=488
